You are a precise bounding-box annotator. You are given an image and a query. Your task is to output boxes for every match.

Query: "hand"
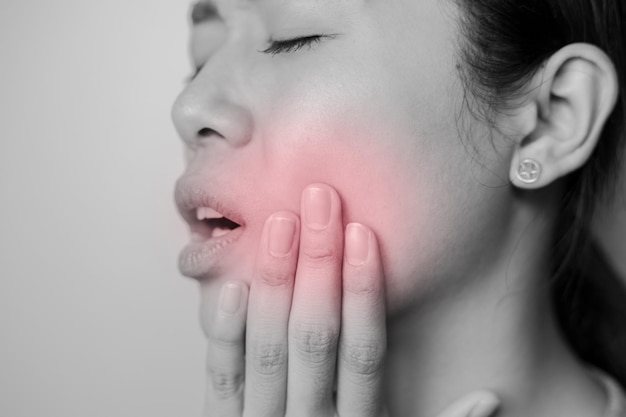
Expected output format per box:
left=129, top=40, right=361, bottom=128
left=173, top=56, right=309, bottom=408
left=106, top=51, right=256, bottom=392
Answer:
left=200, top=183, right=500, bottom=417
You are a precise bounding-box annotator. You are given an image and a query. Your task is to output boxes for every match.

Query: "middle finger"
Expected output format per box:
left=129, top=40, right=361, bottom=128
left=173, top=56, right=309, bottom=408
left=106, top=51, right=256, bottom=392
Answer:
left=286, top=184, right=344, bottom=416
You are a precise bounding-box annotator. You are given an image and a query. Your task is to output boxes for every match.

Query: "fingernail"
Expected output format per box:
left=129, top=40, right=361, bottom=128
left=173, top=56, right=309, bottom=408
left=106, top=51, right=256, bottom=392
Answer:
left=219, top=281, right=242, bottom=315
left=468, top=395, right=499, bottom=417
left=268, top=216, right=296, bottom=257
left=345, top=223, right=370, bottom=266
left=304, top=187, right=331, bottom=230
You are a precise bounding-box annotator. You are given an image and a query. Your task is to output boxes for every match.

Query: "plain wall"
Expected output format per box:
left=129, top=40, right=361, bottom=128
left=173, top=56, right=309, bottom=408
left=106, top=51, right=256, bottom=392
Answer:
left=0, top=1, right=205, bottom=416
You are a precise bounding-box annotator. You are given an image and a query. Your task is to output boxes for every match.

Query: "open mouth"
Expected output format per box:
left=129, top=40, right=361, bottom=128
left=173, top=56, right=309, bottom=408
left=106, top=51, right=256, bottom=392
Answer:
left=195, top=207, right=242, bottom=239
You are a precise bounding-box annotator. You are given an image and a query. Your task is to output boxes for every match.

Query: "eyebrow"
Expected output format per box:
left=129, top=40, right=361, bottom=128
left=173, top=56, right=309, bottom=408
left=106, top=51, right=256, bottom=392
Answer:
left=191, top=1, right=221, bottom=25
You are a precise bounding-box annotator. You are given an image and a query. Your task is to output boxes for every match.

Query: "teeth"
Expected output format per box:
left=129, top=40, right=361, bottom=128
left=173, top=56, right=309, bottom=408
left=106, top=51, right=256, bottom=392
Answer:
left=211, top=227, right=232, bottom=238
left=196, top=207, right=225, bottom=221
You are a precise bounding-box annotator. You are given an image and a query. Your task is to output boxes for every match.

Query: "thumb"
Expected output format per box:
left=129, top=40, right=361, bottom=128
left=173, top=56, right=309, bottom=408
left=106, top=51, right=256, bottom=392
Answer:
left=435, top=390, right=500, bottom=417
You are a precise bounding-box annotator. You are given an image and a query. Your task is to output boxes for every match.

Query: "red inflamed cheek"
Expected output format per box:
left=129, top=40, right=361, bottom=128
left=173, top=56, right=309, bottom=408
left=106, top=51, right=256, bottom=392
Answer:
left=254, top=122, right=444, bottom=292
left=180, top=113, right=448, bottom=314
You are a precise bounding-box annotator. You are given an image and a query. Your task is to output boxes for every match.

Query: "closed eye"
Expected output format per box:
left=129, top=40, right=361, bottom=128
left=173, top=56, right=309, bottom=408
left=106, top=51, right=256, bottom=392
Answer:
left=261, top=34, right=335, bottom=55
left=185, top=34, right=335, bottom=82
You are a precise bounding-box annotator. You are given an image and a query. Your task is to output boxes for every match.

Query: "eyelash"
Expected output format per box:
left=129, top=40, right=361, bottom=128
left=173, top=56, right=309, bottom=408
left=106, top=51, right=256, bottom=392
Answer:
left=185, top=34, right=333, bottom=82
left=261, top=34, right=332, bottom=55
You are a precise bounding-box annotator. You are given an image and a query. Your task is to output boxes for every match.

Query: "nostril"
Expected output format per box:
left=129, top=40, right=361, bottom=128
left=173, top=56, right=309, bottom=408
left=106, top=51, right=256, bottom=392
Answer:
left=198, top=127, right=218, bottom=137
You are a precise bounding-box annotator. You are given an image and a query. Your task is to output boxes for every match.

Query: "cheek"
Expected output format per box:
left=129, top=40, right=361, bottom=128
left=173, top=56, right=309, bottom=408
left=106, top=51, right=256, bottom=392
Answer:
left=254, top=116, right=460, bottom=307
left=241, top=60, right=511, bottom=312
left=261, top=126, right=513, bottom=315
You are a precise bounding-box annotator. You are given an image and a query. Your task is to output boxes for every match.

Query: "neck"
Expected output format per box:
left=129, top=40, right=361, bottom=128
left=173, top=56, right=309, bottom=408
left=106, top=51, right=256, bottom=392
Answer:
left=384, top=202, right=607, bottom=417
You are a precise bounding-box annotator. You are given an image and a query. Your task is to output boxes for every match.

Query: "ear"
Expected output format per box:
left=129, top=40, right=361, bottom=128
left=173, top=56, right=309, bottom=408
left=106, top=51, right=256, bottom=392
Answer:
left=508, top=43, right=619, bottom=189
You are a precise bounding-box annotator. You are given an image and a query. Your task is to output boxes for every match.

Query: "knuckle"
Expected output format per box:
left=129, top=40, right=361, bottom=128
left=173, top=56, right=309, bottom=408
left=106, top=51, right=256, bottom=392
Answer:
left=207, top=330, right=241, bottom=349
left=340, top=341, right=386, bottom=376
left=257, top=266, right=292, bottom=287
left=207, top=368, right=243, bottom=399
left=291, top=322, right=339, bottom=364
left=343, top=276, right=381, bottom=297
left=300, top=245, right=336, bottom=266
left=251, top=343, right=287, bottom=376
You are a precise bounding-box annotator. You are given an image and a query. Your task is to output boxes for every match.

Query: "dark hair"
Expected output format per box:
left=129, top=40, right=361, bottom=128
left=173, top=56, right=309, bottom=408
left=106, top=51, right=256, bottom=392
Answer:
left=453, top=0, right=626, bottom=386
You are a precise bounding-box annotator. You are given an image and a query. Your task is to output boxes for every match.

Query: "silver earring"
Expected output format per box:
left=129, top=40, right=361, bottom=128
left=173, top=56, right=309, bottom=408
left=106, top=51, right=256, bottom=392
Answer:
left=516, top=158, right=542, bottom=184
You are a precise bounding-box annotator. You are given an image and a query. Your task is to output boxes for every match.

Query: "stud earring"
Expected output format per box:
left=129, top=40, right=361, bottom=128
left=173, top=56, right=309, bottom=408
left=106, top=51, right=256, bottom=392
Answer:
left=516, top=158, right=542, bottom=184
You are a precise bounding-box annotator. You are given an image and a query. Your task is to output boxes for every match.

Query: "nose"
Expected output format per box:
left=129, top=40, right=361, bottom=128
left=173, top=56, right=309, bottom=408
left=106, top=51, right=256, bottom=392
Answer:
left=171, top=63, right=253, bottom=148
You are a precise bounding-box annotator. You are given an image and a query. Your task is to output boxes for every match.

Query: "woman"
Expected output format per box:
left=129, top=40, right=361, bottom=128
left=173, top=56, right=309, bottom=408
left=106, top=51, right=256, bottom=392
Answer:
left=172, top=0, right=626, bottom=416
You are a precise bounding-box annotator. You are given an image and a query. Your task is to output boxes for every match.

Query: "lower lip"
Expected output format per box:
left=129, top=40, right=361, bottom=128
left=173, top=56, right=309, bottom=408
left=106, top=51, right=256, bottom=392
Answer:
left=178, top=227, right=245, bottom=279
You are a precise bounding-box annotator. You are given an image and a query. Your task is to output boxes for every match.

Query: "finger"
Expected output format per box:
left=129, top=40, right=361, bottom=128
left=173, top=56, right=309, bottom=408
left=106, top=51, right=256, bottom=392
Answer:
left=244, top=212, right=300, bottom=417
left=203, top=280, right=249, bottom=417
left=336, top=223, right=387, bottom=417
left=286, top=184, right=344, bottom=416
left=435, top=391, right=500, bottom=417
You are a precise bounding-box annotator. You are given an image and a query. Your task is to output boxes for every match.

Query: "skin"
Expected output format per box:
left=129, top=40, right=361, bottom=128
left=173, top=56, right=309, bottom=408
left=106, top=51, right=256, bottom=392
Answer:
left=172, top=0, right=618, bottom=416
left=176, top=0, right=511, bottom=316
left=196, top=184, right=499, bottom=417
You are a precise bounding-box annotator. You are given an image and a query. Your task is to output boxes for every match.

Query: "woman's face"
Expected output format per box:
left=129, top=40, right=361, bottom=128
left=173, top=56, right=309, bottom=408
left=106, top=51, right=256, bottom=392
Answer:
left=173, top=0, right=516, bottom=313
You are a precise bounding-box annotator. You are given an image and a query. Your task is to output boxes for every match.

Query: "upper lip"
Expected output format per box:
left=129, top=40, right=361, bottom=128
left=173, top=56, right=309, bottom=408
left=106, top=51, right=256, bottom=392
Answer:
left=174, top=177, right=245, bottom=230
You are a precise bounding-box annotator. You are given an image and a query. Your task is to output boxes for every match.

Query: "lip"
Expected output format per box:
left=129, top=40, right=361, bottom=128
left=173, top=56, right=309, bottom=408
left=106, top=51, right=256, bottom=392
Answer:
left=178, top=227, right=245, bottom=278
left=175, top=178, right=246, bottom=279
left=175, top=178, right=246, bottom=227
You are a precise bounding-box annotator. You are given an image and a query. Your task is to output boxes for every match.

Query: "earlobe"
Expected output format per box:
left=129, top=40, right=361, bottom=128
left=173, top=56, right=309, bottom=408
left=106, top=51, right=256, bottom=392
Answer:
left=509, top=43, right=619, bottom=190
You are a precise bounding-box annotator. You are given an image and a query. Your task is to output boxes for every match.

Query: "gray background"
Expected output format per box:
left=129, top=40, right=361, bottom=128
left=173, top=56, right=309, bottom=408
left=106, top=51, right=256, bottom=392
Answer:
left=0, top=1, right=204, bottom=416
